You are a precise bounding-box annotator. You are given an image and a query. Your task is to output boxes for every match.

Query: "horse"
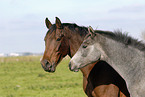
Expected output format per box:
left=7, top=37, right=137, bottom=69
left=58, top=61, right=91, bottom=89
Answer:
left=69, top=26, right=145, bottom=97
left=41, top=17, right=130, bottom=97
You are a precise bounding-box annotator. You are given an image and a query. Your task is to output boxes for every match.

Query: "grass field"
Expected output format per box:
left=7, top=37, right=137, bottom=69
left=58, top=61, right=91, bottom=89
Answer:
left=0, top=56, right=86, bottom=97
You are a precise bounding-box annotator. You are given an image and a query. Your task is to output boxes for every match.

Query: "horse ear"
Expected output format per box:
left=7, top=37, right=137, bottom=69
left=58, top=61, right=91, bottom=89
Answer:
left=45, top=18, right=52, bottom=29
left=55, top=17, right=62, bottom=28
left=88, top=26, right=95, bottom=36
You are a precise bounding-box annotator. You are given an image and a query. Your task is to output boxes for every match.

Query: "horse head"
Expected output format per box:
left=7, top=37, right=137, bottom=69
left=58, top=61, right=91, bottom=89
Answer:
left=41, top=17, right=69, bottom=72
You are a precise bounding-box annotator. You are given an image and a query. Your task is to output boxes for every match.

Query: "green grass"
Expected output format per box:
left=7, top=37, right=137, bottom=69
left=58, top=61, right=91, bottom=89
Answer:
left=0, top=56, right=86, bottom=97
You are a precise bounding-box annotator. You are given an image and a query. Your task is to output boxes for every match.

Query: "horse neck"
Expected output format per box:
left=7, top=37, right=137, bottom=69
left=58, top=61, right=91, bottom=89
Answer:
left=64, top=26, right=88, bottom=57
left=80, top=61, right=98, bottom=78
left=98, top=34, right=145, bottom=94
left=64, top=26, right=96, bottom=77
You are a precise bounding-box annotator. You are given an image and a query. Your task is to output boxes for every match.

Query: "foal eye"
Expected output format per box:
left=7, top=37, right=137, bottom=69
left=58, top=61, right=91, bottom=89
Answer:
left=82, top=45, right=87, bottom=48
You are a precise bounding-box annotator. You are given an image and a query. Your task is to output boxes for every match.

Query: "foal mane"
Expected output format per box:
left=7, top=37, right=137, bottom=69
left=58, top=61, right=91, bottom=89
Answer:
left=95, top=30, right=145, bottom=51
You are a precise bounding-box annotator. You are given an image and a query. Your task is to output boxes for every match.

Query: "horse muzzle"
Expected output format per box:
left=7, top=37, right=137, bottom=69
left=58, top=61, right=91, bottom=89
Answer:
left=41, top=60, right=56, bottom=72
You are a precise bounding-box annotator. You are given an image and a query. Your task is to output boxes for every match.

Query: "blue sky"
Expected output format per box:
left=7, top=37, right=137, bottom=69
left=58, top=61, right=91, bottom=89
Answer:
left=0, top=0, right=145, bottom=53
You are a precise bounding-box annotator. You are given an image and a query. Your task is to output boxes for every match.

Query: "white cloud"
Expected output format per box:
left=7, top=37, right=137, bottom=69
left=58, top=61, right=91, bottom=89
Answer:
left=110, top=4, right=145, bottom=13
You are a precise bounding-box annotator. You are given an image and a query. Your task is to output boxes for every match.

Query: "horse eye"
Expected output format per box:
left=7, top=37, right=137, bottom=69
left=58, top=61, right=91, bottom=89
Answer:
left=82, top=45, right=87, bottom=48
left=56, top=38, right=61, bottom=41
left=56, top=33, right=64, bottom=41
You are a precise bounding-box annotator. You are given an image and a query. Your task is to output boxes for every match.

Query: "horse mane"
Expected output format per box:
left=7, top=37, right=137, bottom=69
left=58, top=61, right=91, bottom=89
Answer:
left=62, top=23, right=88, bottom=36
left=46, top=23, right=88, bottom=38
left=95, top=30, right=145, bottom=51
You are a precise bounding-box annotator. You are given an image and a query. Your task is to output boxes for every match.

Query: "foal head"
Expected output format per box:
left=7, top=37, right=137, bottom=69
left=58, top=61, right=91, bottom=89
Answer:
left=41, top=17, right=69, bottom=72
left=69, top=26, right=102, bottom=72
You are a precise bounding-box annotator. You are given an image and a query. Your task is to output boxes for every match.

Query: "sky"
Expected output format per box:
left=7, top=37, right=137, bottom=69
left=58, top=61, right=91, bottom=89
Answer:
left=0, top=0, right=145, bottom=53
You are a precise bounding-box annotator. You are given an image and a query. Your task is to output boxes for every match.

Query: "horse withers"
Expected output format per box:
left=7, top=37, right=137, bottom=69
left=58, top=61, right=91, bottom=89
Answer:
left=41, top=17, right=129, bottom=97
left=69, top=26, right=145, bottom=97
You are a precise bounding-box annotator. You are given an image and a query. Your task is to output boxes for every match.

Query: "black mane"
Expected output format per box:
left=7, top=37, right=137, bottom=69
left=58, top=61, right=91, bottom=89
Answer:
left=95, top=30, right=145, bottom=51
left=62, top=23, right=88, bottom=36
left=46, top=23, right=88, bottom=37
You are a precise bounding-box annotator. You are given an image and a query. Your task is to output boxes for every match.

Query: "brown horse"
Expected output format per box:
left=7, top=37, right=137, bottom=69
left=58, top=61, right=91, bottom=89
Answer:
left=41, top=17, right=130, bottom=97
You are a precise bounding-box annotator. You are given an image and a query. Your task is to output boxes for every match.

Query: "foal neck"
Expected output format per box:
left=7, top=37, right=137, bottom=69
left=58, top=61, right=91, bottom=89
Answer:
left=98, top=34, right=145, bottom=96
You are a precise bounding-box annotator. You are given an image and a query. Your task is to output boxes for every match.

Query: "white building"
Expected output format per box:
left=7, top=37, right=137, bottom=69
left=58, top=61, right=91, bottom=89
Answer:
left=0, top=53, right=5, bottom=57
left=9, top=53, right=20, bottom=57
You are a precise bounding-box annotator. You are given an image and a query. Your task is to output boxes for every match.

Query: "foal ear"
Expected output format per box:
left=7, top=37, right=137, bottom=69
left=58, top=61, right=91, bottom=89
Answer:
left=45, top=18, right=52, bottom=29
left=88, top=26, right=95, bottom=36
left=55, top=17, right=62, bottom=28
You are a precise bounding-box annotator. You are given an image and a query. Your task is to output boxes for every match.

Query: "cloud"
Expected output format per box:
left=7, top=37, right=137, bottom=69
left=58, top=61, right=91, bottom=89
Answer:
left=110, top=4, right=145, bottom=13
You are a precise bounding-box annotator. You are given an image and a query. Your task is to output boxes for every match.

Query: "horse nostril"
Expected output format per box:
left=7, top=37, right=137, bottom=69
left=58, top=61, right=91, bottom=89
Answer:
left=41, top=60, right=50, bottom=69
left=45, top=61, right=53, bottom=68
left=46, top=61, right=49, bottom=66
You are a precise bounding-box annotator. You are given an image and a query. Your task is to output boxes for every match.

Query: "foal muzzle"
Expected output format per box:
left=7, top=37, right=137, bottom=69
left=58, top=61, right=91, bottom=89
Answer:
left=69, top=62, right=79, bottom=72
